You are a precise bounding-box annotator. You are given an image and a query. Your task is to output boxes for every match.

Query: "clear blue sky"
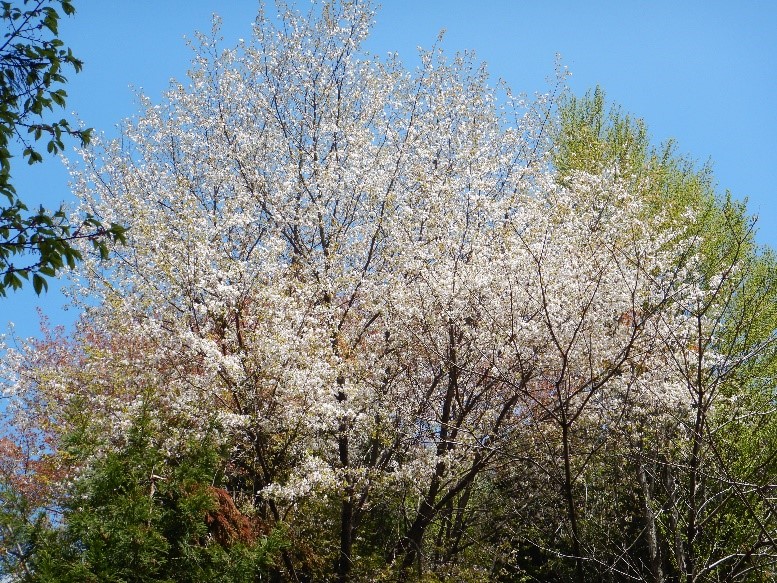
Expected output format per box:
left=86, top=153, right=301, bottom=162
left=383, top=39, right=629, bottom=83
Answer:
left=4, top=0, right=776, bottom=340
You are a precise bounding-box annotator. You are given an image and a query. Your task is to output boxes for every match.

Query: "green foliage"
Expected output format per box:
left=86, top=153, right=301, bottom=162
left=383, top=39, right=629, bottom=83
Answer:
left=0, top=482, right=50, bottom=579
left=0, top=0, right=126, bottom=296
left=555, top=86, right=649, bottom=182
left=18, top=414, right=283, bottom=582
left=551, top=86, right=777, bottom=582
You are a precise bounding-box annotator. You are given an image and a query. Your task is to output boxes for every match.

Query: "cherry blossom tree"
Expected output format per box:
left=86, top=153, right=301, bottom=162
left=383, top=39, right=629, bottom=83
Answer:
left=3, top=2, right=772, bottom=582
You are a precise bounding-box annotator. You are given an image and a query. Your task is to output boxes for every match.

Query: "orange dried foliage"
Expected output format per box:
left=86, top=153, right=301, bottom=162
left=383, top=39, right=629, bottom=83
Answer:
left=0, top=433, right=67, bottom=507
left=205, top=486, right=267, bottom=547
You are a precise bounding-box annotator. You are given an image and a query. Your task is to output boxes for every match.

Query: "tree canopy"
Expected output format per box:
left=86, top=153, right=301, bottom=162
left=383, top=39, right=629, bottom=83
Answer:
left=0, top=0, right=125, bottom=296
left=1, top=2, right=776, bottom=582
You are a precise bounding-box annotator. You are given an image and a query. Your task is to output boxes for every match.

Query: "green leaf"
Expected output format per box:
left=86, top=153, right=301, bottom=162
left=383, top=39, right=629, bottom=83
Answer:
left=32, top=273, right=47, bottom=294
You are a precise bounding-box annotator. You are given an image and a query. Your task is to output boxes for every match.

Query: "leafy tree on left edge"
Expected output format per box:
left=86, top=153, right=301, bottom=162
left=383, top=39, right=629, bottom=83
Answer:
left=0, top=0, right=125, bottom=296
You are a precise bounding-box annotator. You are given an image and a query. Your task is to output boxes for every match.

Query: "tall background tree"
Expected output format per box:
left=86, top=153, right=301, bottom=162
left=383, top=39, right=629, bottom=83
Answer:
left=0, top=0, right=124, bottom=295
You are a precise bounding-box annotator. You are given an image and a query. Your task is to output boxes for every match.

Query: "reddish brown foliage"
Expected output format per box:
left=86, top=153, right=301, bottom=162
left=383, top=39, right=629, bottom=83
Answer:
left=205, top=486, right=266, bottom=547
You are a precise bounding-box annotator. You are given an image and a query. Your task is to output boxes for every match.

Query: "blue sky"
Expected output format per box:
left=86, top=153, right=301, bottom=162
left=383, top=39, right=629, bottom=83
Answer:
left=4, top=0, right=776, bottom=340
